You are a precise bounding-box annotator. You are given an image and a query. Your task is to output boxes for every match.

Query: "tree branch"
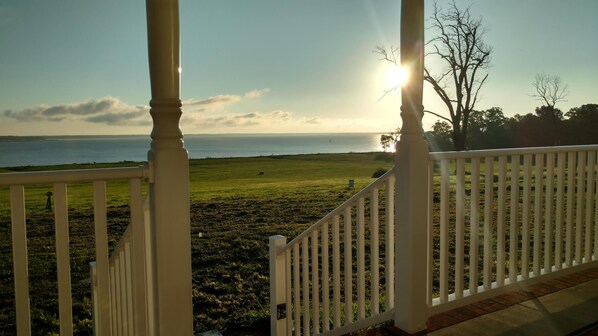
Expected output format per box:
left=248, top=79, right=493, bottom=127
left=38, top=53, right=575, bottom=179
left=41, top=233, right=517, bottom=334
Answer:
left=424, top=109, right=453, bottom=123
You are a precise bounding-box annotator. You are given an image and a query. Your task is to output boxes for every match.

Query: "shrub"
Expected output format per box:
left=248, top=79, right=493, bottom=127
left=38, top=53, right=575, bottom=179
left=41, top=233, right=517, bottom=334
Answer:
left=371, top=168, right=388, bottom=178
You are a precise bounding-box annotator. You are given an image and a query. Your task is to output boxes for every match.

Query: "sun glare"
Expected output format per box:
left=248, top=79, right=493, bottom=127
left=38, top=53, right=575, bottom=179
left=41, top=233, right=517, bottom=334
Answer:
left=384, top=65, right=409, bottom=90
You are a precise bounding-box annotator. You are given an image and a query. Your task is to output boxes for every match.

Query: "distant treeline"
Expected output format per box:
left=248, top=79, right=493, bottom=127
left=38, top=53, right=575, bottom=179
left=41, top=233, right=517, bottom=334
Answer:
left=424, top=104, right=598, bottom=151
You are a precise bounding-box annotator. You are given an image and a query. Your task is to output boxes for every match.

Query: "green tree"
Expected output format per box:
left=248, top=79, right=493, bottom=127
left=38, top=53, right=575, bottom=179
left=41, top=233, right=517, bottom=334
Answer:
left=380, top=127, right=400, bottom=152
left=510, top=106, right=564, bottom=147
left=467, top=107, right=513, bottom=149
left=564, top=104, right=598, bottom=144
left=425, top=120, right=453, bottom=151
left=535, top=105, right=564, bottom=146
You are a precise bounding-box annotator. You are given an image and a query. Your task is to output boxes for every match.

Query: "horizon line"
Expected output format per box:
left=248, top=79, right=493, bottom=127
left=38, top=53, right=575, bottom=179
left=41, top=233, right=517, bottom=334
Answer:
left=0, top=131, right=394, bottom=138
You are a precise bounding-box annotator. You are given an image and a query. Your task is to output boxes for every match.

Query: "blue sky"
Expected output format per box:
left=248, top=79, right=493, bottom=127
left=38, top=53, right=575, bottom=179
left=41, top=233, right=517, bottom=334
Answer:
left=0, top=0, right=596, bottom=136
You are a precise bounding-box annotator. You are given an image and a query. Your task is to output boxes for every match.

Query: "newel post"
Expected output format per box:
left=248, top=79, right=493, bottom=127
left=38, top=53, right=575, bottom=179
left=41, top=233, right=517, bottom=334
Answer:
left=394, top=0, right=428, bottom=333
left=145, top=0, right=193, bottom=334
left=269, top=235, right=288, bottom=335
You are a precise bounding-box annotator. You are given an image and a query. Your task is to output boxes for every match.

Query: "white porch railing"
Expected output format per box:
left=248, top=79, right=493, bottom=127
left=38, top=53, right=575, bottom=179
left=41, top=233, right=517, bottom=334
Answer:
left=427, top=144, right=598, bottom=315
left=0, top=165, right=149, bottom=336
left=90, top=187, right=151, bottom=336
left=270, top=144, right=598, bottom=335
left=270, top=169, right=396, bottom=336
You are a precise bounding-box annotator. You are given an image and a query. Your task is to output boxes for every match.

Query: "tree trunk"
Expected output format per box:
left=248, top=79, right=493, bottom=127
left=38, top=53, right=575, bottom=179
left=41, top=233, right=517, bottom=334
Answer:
left=452, top=130, right=467, bottom=151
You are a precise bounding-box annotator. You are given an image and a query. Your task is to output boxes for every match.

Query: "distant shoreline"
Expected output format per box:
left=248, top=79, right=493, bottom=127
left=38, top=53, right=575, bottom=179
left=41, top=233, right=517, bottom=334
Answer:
left=0, top=132, right=386, bottom=139
left=0, top=133, right=384, bottom=168
left=0, top=151, right=392, bottom=171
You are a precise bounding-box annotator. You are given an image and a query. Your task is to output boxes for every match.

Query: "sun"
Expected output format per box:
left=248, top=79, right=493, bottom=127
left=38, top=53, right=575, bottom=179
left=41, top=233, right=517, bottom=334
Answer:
left=384, top=65, right=409, bottom=90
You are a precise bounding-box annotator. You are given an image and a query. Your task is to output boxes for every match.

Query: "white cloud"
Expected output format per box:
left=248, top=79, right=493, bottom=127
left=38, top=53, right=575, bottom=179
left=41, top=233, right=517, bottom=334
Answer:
left=2, top=88, right=274, bottom=130
left=305, top=117, right=322, bottom=124
left=183, top=88, right=270, bottom=112
left=182, top=110, right=292, bottom=129
left=183, top=94, right=242, bottom=112
left=85, top=111, right=151, bottom=126
left=3, top=97, right=150, bottom=126
left=244, top=88, right=271, bottom=99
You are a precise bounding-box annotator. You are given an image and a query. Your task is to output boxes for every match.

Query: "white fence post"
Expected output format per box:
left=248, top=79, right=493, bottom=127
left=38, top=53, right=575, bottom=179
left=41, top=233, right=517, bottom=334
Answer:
left=145, top=0, right=193, bottom=334
left=395, top=0, right=428, bottom=333
left=269, top=235, right=288, bottom=336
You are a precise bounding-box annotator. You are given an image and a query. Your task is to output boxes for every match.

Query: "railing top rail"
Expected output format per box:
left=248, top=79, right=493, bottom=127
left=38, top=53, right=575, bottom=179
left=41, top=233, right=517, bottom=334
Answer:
left=429, top=144, right=598, bottom=161
left=0, top=164, right=148, bottom=186
left=284, top=166, right=395, bottom=249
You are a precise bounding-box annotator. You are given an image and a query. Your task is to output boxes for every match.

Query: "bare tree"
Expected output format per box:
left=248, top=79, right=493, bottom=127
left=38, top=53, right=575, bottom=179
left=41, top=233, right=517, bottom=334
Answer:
left=531, top=73, right=569, bottom=109
left=376, top=1, right=493, bottom=151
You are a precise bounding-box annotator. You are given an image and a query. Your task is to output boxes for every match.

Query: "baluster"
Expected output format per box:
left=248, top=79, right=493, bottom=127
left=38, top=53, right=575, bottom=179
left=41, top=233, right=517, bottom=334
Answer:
left=114, top=252, right=123, bottom=335
left=509, top=156, right=520, bottom=283
left=533, top=153, right=544, bottom=276
left=469, top=158, right=480, bottom=293
left=455, top=158, right=465, bottom=298
left=293, top=244, right=300, bottom=336
left=90, top=262, right=99, bottom=336
left=545, top=153, right=555, bottom=272
left=54, top=182, right=73, bottom=336
left=440, top=159, right=449, bottom=302
left=344, top=206, right=353, bottom=324
left=483, top=157, right=494, bottom=289
left=585, top=151, right=595, bottom=262
left=371, top=189, right=380, bottom=315
left=311, top=230, right=320, bottom=334
left=124, top=239, right=134, bottom=335
left=497, top=156, right=507, bottom=285
left=555, top=152, right=566, bottom=269
left=575, top=151, right=586, bottom=265
left=522, top=154, right=532, bottom=278
left=285, top=249, right=292, bottom=334
left=322, top=221, right=330, bottom=332
left=385, top=176, right=395, bottom=309
left=93, top=181, right=111, bottom=333
left=119, top=248, right=128, bottom=334
left=302, top=237, right=310, bottom=335
left=332, top=215, right=341, bottom=328
left=427, top=161, right=434, bottom=306
left=10, top=186, right=31, bottom=335
left=129, top=178, right=147, bottom=335
left=565, top=152, right=575, bottom=267
left=301, top=236, right=311, bottom=335
left=357, top=198, right=366, bottom=320
left=594, top=150, right=598, bottom=260
left=110, top=262, right=117, bottom=335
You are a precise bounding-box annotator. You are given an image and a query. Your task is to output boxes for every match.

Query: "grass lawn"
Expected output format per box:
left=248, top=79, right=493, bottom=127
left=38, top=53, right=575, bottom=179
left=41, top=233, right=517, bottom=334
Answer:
left=0, top=152, right=393, bottom=335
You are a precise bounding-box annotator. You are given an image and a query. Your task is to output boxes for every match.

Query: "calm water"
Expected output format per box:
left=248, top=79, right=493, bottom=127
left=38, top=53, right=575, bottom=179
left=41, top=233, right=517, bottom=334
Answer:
left=0, top=133, right=383, bottom=167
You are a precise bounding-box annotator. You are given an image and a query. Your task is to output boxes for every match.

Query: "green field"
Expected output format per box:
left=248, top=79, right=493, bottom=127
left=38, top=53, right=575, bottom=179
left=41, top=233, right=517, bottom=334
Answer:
left=0, top=152, right=393, bottom=335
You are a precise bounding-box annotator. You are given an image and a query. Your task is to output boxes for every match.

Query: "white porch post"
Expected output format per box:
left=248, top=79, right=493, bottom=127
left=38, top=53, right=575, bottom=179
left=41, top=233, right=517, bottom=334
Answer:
left=145, top=0, right=193, bottom=334
left=269, top=235, right=288, bottom=336
left=394, top=0, right=428, bottom=333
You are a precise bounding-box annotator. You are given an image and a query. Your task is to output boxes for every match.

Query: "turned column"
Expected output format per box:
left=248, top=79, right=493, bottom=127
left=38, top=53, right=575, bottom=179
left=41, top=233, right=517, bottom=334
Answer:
left=394, top=0, right=428, bottom=333
left=145, top=0, right=193, bottom=334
